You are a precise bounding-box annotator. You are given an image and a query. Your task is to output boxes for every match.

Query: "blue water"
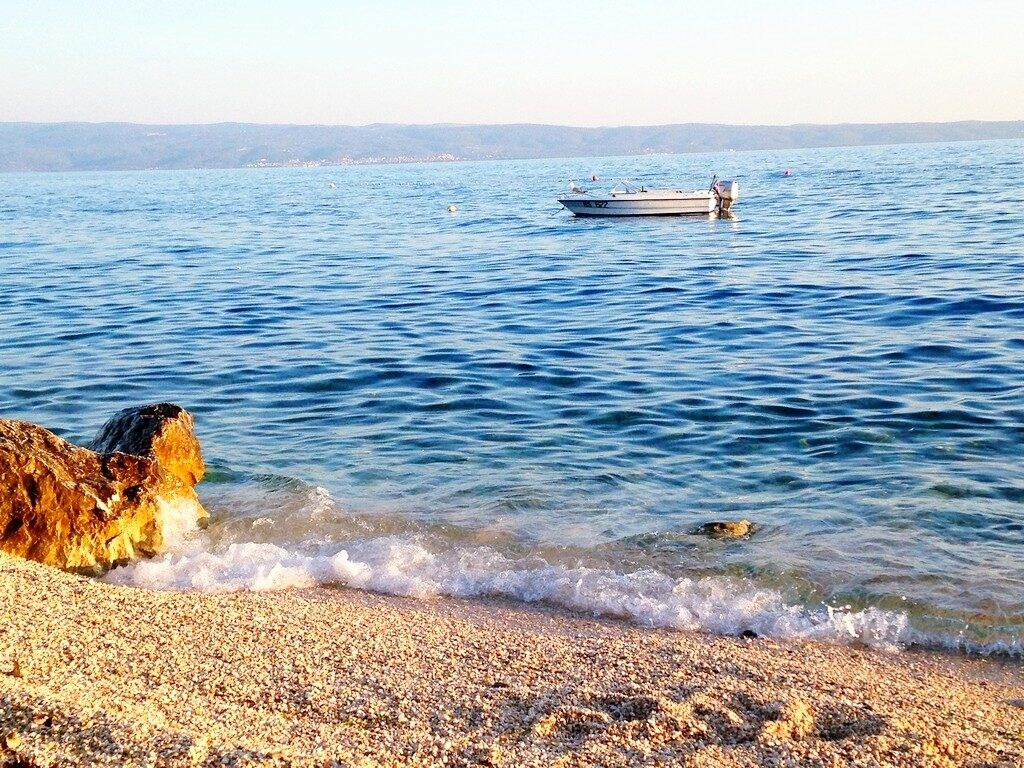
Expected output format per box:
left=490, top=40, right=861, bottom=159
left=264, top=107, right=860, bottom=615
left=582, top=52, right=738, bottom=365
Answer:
left=2, top=140, right=1023, bottom=653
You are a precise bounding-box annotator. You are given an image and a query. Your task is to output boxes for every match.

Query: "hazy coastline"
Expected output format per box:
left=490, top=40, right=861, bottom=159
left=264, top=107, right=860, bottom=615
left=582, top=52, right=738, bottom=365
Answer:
left=2, top=119, right=1023, bottom=172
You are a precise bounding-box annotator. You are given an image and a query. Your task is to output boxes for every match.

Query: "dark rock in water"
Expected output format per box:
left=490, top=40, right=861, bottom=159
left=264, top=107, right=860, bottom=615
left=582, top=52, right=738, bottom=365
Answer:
left=696, top=520, right=753, bottom=538
left=0, top=404, right=207, bottom=573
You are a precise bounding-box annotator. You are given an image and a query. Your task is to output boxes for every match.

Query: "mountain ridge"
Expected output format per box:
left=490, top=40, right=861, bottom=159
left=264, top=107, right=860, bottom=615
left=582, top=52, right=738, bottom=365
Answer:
left=1, top=120, right=1021, bottom=172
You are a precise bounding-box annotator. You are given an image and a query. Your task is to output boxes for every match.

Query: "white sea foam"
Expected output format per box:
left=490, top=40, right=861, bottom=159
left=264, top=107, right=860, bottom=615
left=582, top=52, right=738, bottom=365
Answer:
left=156, top=495, right=206, bottom=549
left=111, top=484, right=1020, bottom=656
left=108, top=533, right=923, bottom=652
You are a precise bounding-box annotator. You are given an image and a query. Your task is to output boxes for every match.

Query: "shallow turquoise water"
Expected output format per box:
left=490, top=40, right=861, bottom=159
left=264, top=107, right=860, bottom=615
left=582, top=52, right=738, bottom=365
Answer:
left=2, top=140, right=1022, bottom=652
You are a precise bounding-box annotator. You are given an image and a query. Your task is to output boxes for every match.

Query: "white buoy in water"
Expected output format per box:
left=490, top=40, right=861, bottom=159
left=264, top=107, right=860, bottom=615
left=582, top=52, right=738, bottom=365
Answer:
left=448, top=204, right=458, bottom=213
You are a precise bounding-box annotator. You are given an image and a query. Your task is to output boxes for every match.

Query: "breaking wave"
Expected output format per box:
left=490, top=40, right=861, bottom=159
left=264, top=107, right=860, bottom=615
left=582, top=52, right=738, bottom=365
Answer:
left=106, top=486, right=1021, bottom=657
left=108, top=535, right=917, bottom=650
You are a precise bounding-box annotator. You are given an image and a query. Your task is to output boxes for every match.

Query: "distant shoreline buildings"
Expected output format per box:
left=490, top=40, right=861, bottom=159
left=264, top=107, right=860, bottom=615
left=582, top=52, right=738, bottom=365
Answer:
left=246, top=153, right=461, bottom=168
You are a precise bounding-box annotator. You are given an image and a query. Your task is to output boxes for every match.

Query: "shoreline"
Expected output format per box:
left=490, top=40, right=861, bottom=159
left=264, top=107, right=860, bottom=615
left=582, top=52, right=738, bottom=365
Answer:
left=2, top=553, right=1022, bottom=767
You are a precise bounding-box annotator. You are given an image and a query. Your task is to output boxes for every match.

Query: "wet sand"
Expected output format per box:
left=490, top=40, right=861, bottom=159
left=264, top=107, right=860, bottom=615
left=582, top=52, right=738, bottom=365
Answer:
left=1, top=552, right=1022, bottom=767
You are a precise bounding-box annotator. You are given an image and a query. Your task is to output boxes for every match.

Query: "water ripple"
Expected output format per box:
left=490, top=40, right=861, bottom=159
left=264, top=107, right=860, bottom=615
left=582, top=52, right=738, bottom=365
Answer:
left=2, top=140, right=1023, bottom=650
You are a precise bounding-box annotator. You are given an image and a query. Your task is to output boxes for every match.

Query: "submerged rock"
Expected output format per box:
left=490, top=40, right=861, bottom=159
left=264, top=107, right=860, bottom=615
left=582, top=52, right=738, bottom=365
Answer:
left=0, top=404, right=207, bottom=573
left=696, top=519, right=753, bottom=538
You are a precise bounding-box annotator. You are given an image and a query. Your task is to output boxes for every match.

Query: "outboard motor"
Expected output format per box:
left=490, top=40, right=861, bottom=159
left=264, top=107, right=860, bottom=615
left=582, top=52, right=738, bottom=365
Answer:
left=713, top=179, right=740, bottom=212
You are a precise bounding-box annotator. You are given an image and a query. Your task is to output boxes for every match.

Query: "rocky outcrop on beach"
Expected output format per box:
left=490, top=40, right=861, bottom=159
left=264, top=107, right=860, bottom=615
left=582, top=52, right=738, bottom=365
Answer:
left=0, top=404, right=207, bottom=573
left=89, top=403, right=205, bottom=487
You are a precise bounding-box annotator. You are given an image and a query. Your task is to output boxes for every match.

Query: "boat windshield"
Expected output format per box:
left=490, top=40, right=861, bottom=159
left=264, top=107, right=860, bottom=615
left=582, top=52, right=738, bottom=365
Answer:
left=610, top=179, right=647, bottom=194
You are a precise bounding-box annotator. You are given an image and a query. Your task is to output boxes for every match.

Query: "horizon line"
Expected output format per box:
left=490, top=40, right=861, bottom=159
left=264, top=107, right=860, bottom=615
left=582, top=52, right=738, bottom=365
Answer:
left=4, top=118, right=1024, bottom=130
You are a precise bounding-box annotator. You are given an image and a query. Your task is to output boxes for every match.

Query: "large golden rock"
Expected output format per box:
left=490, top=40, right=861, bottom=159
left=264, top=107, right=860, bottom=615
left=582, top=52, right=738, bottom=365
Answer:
left=0, top=404, right=207, bottom=573
left=90, top=403, right=205, bottom=487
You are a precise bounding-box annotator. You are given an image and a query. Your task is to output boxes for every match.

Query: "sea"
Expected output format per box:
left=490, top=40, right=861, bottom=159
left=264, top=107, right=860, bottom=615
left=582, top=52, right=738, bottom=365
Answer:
left=2, top=140, right=1022, bottom=655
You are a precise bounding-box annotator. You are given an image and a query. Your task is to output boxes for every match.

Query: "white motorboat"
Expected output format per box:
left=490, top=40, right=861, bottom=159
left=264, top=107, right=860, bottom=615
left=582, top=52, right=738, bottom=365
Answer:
left=558, top=177, right=738, bottom=217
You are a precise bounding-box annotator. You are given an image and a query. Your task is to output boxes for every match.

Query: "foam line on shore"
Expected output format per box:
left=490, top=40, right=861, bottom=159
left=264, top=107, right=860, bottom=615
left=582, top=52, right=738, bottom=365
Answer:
left=103, top=483, right=1022, bottom=657
left=105, top=534, right=1020, bottom=656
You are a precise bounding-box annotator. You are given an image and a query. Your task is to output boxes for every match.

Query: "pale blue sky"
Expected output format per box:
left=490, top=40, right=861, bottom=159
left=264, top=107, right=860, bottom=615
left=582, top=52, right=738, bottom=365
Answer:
left=2, top=0, right=1021, bottom=126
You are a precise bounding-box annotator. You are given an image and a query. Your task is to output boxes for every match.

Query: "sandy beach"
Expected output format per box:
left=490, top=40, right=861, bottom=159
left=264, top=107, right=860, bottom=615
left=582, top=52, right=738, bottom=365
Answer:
left=0, top=553, right=1021, bottom=767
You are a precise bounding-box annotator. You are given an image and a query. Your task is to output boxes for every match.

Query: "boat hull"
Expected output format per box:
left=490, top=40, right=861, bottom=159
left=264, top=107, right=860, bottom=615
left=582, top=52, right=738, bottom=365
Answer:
left=558, top=192, right=719, bottom=217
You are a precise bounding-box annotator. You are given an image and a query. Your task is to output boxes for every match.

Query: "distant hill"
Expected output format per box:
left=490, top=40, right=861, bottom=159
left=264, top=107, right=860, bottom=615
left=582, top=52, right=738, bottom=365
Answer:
left=1, top=120, right=1022, bottom=172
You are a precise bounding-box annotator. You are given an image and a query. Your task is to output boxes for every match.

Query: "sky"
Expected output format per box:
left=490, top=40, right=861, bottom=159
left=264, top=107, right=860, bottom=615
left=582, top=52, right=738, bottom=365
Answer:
left=2, top=0, right=1022, bottom=127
